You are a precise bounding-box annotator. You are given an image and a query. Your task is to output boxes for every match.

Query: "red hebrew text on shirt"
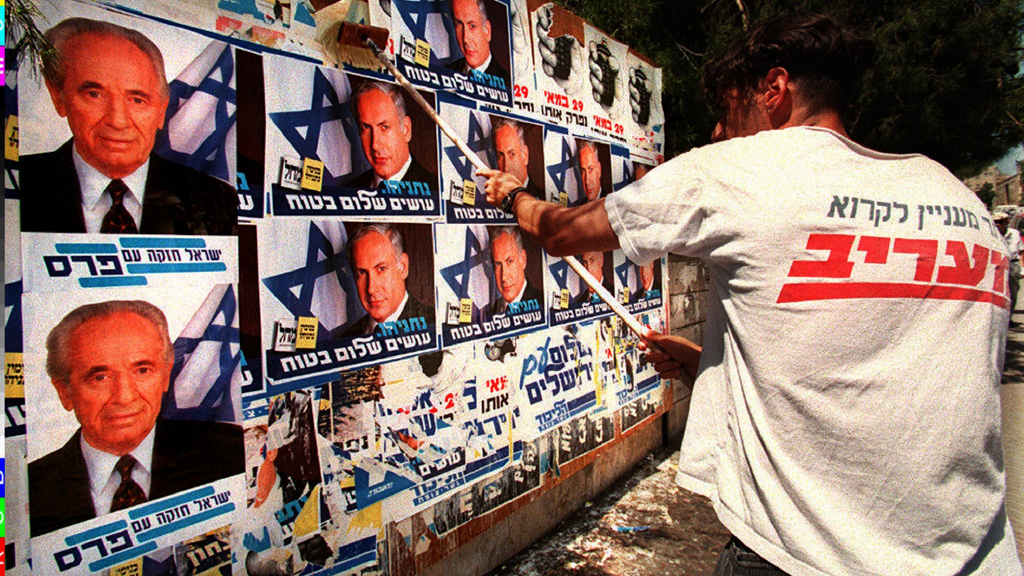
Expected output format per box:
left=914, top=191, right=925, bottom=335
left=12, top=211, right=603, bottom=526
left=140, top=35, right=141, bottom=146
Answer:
left=778, top=233, right=1010, bottom=309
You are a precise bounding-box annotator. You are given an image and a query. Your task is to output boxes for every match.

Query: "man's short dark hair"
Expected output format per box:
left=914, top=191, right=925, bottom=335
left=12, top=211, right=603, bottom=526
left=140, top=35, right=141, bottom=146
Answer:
left=701, top=13, right=873, bottom=115
left=42, top=17, right=170, bottom=97
left=348, top=223, right=406, bottom=263
left=46, top=300, right=174, bottom=385
left=489, top=225, right=524, bottom=252
left=352, top=80, right=408, bottom=122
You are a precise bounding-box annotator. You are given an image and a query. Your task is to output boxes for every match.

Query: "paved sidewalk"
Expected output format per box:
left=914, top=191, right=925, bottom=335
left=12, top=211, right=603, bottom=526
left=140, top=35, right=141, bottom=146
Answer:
left=489, top=446, right=730, bottom=576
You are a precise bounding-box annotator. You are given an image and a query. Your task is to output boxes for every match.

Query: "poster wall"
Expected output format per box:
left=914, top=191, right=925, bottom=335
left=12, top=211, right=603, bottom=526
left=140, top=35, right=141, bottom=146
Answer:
left=7, top=0, right=668, bottom=573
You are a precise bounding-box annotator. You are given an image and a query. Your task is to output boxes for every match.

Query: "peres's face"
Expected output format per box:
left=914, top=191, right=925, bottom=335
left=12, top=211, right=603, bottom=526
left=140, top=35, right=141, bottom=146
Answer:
left=452, top=0, right=492, bottom=69
left=491, top=233, right=527, bottom=304
left=351, top=231, right=410, bottom=323
left=355, top=88, right=413, bottom=180
left=54, top=311, right=171, bottom=456
left=581, top=251, right=604, bottom=294
left=639, top=262, right=655, bottom=290
left=46, top=33, right=169, bottom=180
left=579, top=145, right=602, bottom=201
left=493, top=124, right=529, bottom=183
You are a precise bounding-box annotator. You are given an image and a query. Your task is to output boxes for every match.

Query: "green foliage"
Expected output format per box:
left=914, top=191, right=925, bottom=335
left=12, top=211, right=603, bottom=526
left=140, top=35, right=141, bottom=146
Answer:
left=977, top=181, right=997, bottom=208
left=556, top=0, right=1024, bottom=176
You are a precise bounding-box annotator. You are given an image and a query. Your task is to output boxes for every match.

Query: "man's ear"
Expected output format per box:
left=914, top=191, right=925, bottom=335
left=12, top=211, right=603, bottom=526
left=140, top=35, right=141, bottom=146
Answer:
left=53, top=379, right=76, bottom=412
left=399, top=252, right=410, bottom=280
left=402, top=116, right=413, bottom=143
left=45, top=79, right=69, bottom=118
left=763, top=67, right=792, bottom=124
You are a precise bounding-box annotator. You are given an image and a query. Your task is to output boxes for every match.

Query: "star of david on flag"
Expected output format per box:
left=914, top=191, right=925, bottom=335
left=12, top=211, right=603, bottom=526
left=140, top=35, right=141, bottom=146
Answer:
left=154, top=41, right=237, bottom=186
left=439, top=225, right=496, bottom=322
left=393, top=0, right=460, bottom=62
left=267, top=57, right=363, bottom=189
left=162, top=284, right=242, bottom=423
left=261, top=220, right=362, bottom=337
left=443, top=108, right=492, bottom=197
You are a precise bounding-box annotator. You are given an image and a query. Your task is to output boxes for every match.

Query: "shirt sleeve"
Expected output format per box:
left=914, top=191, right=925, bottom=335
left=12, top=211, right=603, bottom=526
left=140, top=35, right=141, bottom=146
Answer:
left=604, top=162, right=708, bottom=265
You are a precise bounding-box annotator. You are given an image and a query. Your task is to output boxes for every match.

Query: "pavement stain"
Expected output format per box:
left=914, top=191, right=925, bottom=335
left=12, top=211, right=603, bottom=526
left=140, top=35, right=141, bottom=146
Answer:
left=488, top=447, right=731, bottom=576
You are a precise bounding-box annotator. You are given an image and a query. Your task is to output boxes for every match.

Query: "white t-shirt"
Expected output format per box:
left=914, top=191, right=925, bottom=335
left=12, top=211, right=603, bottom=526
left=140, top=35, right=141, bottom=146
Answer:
left=606, top=127, right=1022, bottom=576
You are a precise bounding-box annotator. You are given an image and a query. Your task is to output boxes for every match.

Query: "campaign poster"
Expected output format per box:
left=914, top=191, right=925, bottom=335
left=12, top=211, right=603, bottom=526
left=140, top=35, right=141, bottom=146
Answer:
left=258, top=219, right=437, bottom=386
left=543, top=134, right=615, bottom=326
left=624, top=48, right=666, bottom=156
left=508, top=0, right=537, bottom=113
left=438, top=93, right=546, bottom=223
left=613, top=253, right=664, bottom=314
left=21, top=282, right=246, bottom=575
left=436, top=224, right=546, bottom=347
left=514, top=325, right=598, bottom=441
left=390, top=0, right=514, bottom=108
left=582, top=23, right=629, bottom=145
left=17, top=1, right=239, bottom=237
left=608, top=310, right=665, bottom=430
left=554, top=409, right=614, bottom=467
left=265, top=58, right=442, bottom=219
left=528, top=0, right=588, bottom=129
left=236, top=388, right=380, bottom=576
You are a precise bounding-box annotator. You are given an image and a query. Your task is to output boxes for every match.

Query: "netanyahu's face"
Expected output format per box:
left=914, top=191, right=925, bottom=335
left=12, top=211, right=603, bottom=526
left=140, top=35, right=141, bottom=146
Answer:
left=581, top=251, right=604, bottom=295
left=494, top=124, right=529, bottom=184
left=355, top=88, right=413, bottom=181
left=351, top=231, right=410, bottom=323
left=452, top=0, right=492, bottom=70
left=639, top=262, right=655, bottom=291
left=579, top=145, right=602, bottom=201
left=491, top=233, right=527, bottom=304
left=54, top=311, right=171, bottom=456
left=46, top=33, right=169, bottom=180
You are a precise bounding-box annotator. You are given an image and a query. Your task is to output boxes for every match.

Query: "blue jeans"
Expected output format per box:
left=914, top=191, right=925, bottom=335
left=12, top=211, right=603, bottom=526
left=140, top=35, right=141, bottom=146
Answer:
left=712, top=537, right=791, bottom=576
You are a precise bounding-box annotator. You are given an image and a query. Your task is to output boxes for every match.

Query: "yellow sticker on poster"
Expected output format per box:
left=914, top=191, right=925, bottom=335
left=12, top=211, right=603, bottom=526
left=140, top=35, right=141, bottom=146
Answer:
left=301, top=158, right=324, bottom=191
left=460, top=298, right=473, bottom=323
left=296, top=316, right=318, bottom=349
left=415, top=39, right=432, bottom=67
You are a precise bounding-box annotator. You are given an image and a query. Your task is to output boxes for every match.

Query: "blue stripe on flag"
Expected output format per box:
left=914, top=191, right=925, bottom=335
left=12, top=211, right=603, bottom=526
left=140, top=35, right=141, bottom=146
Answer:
left=55, top=243, right=118, bottom=254
left=126, top=263, right=227, bottom=274
left=119, top=238, right=207, bottom=249
left=79, top=277, right=148, bottom=288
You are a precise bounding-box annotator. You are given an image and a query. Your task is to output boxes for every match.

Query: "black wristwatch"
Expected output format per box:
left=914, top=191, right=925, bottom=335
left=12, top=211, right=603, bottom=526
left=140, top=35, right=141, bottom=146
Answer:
left=501, top=186, right=528, bottom=213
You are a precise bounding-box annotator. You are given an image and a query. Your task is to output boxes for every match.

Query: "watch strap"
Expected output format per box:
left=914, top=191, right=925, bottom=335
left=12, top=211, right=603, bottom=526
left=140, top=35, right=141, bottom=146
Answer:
left=501, top=186, right=528, bottom=213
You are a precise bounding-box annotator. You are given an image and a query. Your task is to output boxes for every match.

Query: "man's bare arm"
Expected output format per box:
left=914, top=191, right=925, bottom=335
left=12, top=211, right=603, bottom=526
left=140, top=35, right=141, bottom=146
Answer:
left=479, top=168, right=620, bottom=256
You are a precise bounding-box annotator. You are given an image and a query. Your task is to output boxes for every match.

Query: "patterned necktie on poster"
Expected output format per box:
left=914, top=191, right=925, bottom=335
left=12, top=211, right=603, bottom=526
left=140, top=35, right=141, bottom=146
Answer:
left=110, top=454, right=148, bottom=512
left=101, top=179, right=139, bottom=234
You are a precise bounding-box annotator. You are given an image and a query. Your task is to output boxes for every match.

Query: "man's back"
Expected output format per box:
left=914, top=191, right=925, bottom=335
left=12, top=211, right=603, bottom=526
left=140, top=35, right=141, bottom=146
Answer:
left=607, top=126, right=1020, bottom=575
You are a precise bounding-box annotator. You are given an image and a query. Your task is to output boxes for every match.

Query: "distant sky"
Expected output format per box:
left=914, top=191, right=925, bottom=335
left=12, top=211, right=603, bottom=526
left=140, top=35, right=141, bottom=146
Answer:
left=997, top=144, right=1024, bottom=174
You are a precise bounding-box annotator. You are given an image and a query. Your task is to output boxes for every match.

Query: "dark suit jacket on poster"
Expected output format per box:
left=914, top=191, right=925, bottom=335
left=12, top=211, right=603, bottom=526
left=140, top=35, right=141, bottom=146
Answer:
left=488, top=282, right=542, bottom=316
left=447, top=58, right=509, bottom=86
left=524, top=178, right=545, bottom=200
left=28, top=418, right=244, bottom=537
left=346, top=156, right=435, bottom=190
left=573, top=278, right=613, bottom=306
left=333, top=294, right=435, bottom=339
left=20, top=140, right=237, bottom=235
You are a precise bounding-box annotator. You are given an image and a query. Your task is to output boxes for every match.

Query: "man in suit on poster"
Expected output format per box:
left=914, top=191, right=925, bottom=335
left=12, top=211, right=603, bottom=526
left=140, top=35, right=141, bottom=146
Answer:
left=347, top=81, right=434, bottom=189
left=573, top=251, right=613, bottom=306
left=491, top=117, right=543, bottom=199
left=29, top=300, right=243, bottom=537
left=447, top=0, right=509, bottom=84
left=20, top=17, right=236, bottom=235
left=337, top=223, right=434, bottom=337
left=487, top=226, right=541, bottom=316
